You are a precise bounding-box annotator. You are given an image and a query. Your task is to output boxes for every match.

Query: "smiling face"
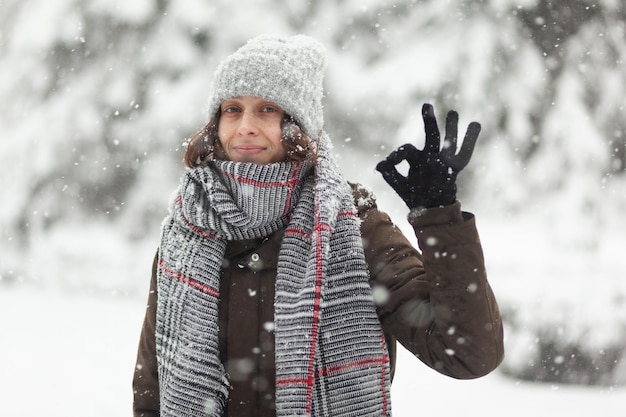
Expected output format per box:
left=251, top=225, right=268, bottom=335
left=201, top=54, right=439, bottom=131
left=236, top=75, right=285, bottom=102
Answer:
left=217, top=96, right=287, bottom=164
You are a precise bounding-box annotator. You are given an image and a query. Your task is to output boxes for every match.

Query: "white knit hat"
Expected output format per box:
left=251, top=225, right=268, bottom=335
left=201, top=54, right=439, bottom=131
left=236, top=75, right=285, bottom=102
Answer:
left=207, top=34, right=327, bottom=139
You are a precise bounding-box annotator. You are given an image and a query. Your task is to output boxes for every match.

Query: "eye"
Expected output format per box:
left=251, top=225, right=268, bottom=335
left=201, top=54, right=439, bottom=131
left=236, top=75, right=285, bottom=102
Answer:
left=221, top=104, right=241, bottom=113
left=261, top=105, right=279, bottom=113
left=258, top=100, right=283, bottom=114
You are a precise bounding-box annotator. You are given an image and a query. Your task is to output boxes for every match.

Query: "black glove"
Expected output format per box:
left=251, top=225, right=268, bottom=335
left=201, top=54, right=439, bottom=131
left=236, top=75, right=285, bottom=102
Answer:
left=376, top=103, right=481, bottom=210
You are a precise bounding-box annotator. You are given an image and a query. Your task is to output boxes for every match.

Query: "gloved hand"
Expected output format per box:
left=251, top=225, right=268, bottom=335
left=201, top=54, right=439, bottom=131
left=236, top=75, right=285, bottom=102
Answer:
left=376, top=103, right=481, bottom=210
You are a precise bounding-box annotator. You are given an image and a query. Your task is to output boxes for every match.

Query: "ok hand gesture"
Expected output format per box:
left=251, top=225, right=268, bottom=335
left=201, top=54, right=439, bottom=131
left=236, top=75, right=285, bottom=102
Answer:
left=376, top=103, right=481, bottom=210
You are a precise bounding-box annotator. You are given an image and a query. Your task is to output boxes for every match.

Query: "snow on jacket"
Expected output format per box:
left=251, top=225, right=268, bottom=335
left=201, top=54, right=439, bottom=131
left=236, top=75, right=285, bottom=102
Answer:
left=133, top=183, right=504, bottom=417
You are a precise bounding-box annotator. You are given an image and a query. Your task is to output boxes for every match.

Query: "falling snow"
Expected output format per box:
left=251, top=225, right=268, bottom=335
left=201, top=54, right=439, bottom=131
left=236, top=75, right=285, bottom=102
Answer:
left=1, top=0, right=625, bottom=416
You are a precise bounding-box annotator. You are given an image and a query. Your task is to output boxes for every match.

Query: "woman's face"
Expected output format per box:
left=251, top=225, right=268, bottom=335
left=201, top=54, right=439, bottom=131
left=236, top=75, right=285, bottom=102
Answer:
left=217, top=96, right=287, bottom=164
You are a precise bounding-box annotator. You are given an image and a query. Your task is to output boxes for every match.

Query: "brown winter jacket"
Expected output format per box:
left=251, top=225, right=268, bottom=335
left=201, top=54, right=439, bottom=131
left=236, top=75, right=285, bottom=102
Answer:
left=133, top=184, right=504, bottom=417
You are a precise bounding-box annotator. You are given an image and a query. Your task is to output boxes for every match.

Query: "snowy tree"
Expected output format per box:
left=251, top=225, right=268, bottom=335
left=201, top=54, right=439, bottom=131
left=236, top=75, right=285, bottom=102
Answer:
left=0, top=0, right=624, bottom=384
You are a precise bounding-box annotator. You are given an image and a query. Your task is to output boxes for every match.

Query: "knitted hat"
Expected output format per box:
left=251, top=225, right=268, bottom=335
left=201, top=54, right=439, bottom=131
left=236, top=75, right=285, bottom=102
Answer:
left=207, top=34, right=327, bottom=139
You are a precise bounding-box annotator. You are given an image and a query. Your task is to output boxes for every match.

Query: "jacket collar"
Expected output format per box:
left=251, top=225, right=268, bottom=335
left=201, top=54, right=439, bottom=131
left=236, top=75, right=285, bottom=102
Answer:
left=224, top=228, right=285, bottom=271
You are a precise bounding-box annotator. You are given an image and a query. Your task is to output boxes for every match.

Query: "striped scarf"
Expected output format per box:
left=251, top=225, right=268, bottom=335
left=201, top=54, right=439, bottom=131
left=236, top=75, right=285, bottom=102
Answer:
left=156, top=133, right=391, bottom=416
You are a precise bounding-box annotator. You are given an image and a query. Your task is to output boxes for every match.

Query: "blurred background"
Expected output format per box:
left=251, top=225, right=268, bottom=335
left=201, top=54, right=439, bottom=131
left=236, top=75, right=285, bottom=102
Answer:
left=1, top=0, right=625, bottom=415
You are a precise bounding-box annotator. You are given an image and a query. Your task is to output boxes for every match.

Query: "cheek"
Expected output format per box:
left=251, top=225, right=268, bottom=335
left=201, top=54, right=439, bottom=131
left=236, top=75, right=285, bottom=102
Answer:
left=215, top=126, right=230, bottom=159
left=217, top=124, right=231, bottom=145
left=268, top=124, right=284, bottom=146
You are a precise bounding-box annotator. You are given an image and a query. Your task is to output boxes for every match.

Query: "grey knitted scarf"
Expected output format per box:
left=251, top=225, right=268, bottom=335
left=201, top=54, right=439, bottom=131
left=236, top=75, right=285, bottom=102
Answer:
left=156, top=134, right=391, bottom=416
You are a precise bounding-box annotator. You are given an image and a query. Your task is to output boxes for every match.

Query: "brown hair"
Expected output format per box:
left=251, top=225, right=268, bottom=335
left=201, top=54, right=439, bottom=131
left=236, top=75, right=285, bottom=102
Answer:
left=183, top=111, right=318, bottom=169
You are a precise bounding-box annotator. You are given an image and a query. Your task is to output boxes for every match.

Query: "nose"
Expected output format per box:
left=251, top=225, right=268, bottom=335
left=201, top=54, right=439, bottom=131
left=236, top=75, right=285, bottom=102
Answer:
left=236, top=110, right=259, bottom=136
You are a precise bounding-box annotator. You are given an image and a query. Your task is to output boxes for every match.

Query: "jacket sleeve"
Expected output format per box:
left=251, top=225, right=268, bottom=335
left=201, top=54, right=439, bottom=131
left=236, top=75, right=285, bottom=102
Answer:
left=132, top=252, right=160, bottom=416
left=354, top=185, right=504, bottom=379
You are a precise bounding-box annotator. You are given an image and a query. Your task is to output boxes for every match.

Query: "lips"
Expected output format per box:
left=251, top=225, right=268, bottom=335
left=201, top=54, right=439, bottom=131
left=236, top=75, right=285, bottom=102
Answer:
left=234, top=145, right=266, bottom=155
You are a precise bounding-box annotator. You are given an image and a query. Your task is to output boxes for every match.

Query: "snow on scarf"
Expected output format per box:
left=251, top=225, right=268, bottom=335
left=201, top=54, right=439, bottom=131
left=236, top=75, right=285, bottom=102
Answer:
left=156, top=133, right=391, bottom=416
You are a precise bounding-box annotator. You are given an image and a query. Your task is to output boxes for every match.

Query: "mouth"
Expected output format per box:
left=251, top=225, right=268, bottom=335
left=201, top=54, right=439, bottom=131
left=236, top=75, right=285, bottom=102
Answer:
left=234, top=145, right=266, bottom=155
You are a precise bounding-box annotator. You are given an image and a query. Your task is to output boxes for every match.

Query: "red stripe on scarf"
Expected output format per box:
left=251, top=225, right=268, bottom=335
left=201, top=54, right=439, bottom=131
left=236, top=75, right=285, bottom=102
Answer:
left=283, top=162, right=302, bottom=217
left=284, top=211, right=351, bottom=240
left=158, top=258, right=220, bottom=298
left=284, top=226, right=311, bottom=240
left=317, top=355, right=389, bottom=377
left=275, top=354, right=390, bottom=384
left=275, top=377, right=308, bottom=387
left=337, top=210, right=356, bottom=218
left=285, top=222, right=331, bottom=238
left=221, top=165, right=302, bottom=188
left=305, top=186, right=325, bottom=415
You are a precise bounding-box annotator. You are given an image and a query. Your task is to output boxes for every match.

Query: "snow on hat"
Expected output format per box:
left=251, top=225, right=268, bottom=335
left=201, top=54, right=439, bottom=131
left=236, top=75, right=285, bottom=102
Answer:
left=207, top=34, right=327, bottom=139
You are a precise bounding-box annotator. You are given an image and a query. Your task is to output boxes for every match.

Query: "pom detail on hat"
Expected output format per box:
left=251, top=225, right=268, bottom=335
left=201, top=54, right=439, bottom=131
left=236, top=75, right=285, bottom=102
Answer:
left=207, top=34, right=327, bottom=139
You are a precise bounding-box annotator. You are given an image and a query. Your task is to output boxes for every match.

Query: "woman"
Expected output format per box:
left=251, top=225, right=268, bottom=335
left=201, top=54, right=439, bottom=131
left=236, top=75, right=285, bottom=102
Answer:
left=133, top=34, right=504, bottom=417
